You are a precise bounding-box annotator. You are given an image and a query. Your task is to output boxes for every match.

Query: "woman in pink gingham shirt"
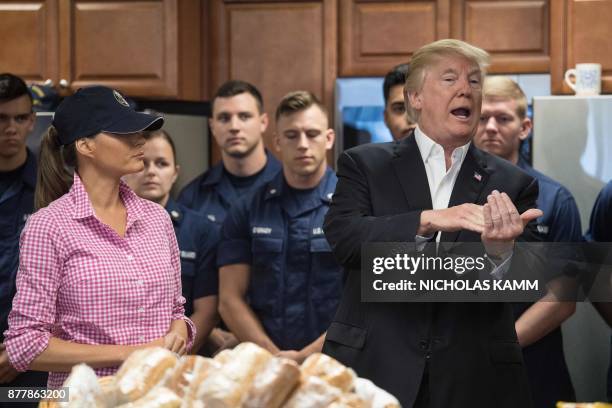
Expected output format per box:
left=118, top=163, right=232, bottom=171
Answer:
left=3, top=86, right=195, bottom=388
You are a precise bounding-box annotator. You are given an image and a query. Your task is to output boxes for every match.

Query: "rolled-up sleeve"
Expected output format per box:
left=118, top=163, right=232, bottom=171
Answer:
left=165, top=215, right=196, bottom=351
left=4, top=212, right=62, bottom=372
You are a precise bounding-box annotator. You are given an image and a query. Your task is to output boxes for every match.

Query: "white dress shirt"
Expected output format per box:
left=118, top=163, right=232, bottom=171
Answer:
left=413, top=126, right=510, bottom=277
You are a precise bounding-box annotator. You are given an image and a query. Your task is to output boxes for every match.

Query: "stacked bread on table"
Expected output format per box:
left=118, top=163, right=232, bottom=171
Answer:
left=39, top=342, right=400, bottom=408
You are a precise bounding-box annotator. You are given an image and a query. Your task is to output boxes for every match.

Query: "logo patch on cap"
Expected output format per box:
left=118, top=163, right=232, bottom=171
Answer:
left=113, top=90, right=129, bottom=107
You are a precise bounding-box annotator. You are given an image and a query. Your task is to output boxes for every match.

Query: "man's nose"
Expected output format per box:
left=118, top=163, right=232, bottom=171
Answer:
left=457, top=77, right=473, bottom=97
left=485, top=116, right=498, bottom=132
left=229, top=115, right=241, bottom=130
left=297, top=133, right=309, bottom=149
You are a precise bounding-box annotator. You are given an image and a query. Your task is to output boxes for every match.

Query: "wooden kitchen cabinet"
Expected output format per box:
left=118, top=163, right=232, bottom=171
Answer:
left=0, top=1, right=60, bottom=83
left=339, top=0, right=550, bottom=76
left=0, top=0, right=204, bottom=99
left=551, top=0, right=612, bottom=94
left=208, top=0, right=337, bottom=163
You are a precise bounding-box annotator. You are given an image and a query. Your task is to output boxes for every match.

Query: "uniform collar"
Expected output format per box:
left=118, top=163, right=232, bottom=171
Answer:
left=201, top=149, right=281, bottom=187
left=264, top=167, right=336, bottom=203
left=165, top=198, right=183, bottom=225
left=70, top=173, right=145, bottom=229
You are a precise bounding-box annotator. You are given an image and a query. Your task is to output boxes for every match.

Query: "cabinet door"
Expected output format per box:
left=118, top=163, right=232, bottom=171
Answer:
left=551, top=0, right=612, bottom=94
left=0, top=0, right=59, bottom=83
left=451, top=0, right=549, bottom=73
left=339, top=0, right=450, bottom=76
left=59, top=0, right=179, bottom=97
left=209, top=0, right=337, bottom=163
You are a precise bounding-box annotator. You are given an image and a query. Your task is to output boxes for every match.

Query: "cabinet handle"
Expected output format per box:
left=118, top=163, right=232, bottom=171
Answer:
left=59, top=79, right=70, bottom=89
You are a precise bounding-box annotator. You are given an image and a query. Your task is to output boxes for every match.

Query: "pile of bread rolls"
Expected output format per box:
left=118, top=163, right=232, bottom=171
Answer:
left=39, top=342, right=400, bottom=408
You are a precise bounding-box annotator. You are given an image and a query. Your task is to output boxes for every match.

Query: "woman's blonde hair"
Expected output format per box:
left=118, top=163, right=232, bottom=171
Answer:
left=405, top=39, right=490, bottom=121
left=35, top=126, right=78, bottom=210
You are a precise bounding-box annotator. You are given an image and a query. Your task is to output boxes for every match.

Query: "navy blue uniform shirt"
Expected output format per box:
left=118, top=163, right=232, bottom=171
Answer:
left=515, top=157, right=579, bottom=408
left=166, top=199, right=220, bottom=317
left=0, top=149, right=36, bottom=341
left=177, top=151, right=281, bottom=225
left=585, top=181, right=612, bottom=402
left=217, top=168, right=342, bottom=350
left=518, top=157, right=582, bottom=242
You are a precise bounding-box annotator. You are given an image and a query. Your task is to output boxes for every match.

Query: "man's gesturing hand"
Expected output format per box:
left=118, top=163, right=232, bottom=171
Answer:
left=481, top=190, right=542, bottom=257
left=418, top=204, right=484, bottom=236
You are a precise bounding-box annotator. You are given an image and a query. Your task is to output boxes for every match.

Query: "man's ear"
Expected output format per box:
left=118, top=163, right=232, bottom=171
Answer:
left=260, top=112, right=269, bottom=133
left=273, top=132, right=281, bottom=153
left=518, top=117, right=533, bottom=141
left=325, top=128, right=335, bottom=150
left=75, top=138, right=95, bottom=158
left=405, top=87, right=422, bottom=111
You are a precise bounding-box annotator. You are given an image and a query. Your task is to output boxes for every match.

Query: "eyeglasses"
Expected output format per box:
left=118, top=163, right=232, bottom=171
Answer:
left=0, top=113, right=33, bottom=125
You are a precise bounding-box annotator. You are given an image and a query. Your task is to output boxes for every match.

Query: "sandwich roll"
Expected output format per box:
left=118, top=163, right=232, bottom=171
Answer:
left=244, top=357, right=301, bottom=408
left=353, top=377, right=401, bottom=408
left=115, top=347, right=179, bottom=403
left=283, top=375, right=342, bottom=408
left=301, top=353, right=356, bottom=392
left=115, top=386, right=181, bottom=408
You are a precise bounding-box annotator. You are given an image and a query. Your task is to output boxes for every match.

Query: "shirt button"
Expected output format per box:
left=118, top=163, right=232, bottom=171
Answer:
left=138, top=307, right=145, bottom=313
left=139, top=336, right=145, bottom=342
left=137, top=280, right=144, bottom=286
left=127, top=255, right=134, bottom=261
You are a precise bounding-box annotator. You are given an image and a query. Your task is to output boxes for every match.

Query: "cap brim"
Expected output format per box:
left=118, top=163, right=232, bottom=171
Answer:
left=102, top=111, right=164, bottom=134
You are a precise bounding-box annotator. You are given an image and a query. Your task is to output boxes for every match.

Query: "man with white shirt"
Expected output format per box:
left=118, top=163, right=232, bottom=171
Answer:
left=322, top=39, right=542, bottom=408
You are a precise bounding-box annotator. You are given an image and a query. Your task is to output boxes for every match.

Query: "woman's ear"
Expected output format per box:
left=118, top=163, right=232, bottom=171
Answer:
left=75, top=138, right=95, bottom=158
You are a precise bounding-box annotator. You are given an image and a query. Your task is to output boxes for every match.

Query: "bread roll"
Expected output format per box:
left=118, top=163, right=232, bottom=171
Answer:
left=283, top=375, right=342, bottom=408
left=97, top=376, right=118, bottom=407
left=353, top=377, right=401, bottom=408
left=58, top=363, right=106, bottom=408
left=196, top=342, right=272, bottom=407
left=115, top=347, right=178, bottom=403
left=301, top=353, right=356, bottom=392
left=164, top=355, right=216, bottom=398
left=213, top=349, right=234, bottom=365
left=329, top=393, right=369, bottom=408
left=115, top=386, right=181, bottom=408
left=244, top=357, right=301, bottom=408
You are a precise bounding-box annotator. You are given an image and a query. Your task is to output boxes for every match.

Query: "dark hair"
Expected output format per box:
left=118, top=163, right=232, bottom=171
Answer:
left=35, top=126, right=78, bottom=210
left=0, top=73, right=32, bottom=105
left=144, top=129, right=177, bottom=165
left=212, top=80, right=264, bottom=113
left=275, top=90, right=327, bottom=122
left=382, top=63, right=410, bottom=105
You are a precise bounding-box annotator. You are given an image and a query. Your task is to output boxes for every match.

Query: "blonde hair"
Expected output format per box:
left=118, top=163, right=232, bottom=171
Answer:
left=482, top=76, right=528, bottom=119
left=405, top=39, right=490, bottom=120
left=35, top=126, right=77, bottom=210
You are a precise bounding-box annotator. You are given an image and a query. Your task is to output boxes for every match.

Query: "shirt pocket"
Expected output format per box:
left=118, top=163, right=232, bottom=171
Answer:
left=249, top=237, right=283, bottom=310
left=310, top=237, right=342, bottom=300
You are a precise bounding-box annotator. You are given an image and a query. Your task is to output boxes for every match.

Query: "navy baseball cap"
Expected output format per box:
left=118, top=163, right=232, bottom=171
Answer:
left=53, top=86, right=164, bottom=145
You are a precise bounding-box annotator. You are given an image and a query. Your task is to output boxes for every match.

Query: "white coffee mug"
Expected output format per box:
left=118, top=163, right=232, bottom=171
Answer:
left=564, top=63, right=602, bottom=95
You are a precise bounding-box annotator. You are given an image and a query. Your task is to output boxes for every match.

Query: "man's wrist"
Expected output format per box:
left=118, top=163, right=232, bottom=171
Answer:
left=418, top=210, right=435, bottom=236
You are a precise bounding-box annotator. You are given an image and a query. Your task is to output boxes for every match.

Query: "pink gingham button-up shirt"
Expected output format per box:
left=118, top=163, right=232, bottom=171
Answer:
left=4, top=173, right=195, bottom=388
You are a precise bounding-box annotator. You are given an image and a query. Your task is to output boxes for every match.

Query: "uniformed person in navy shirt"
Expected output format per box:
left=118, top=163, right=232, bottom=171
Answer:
left=177, top=80, right=280, bottom=225
left=218, top=91, right=342, bottom=363
left=124, top=129, right=220, bottom=354
left=0, top=73, right=47, bottom=400
left=585, top=182, right=612, bottom=402
left=474, top=76, right=579, bottom=408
